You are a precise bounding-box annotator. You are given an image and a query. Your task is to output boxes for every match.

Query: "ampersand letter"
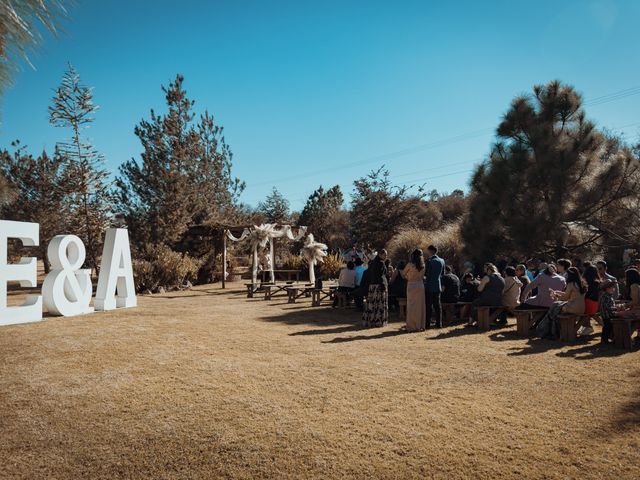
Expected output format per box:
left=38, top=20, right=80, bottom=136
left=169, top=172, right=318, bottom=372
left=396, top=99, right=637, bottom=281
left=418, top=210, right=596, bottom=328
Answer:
left=42, top=235, right=94, bottom=317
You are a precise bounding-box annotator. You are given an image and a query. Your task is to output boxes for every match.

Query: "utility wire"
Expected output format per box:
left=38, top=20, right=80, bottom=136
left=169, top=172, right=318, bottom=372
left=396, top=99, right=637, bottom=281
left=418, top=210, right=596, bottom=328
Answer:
left=245, top=85, right=640, bottom=189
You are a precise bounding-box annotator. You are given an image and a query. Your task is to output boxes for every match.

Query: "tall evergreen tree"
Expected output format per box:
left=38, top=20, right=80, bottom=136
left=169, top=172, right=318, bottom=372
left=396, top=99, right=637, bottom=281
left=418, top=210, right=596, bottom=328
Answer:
left=0, top=142, right=66, bottom=271
left=298, top=185, right=345, bottom=244
left=462, top=80, right=640, bottom=261
left=258, top=187, right=290, bottom=224
left=49, top=63, right=112, bottom=273
left=116, top=74, right=244, bottom=249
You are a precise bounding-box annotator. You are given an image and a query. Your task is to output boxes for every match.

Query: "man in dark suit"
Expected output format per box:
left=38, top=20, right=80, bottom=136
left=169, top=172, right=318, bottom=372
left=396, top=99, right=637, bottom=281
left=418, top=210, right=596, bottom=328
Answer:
left=424, top=245, right=445, bottom=328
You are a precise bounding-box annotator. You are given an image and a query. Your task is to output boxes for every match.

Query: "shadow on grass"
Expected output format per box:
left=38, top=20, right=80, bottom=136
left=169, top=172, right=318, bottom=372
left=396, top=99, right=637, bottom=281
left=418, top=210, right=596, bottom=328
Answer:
left=427, top=322, right=513, bottom=340
left=556, top=341, right=635, bottom=360
left=321, top=329, right=409, bottom=343
left=504, top=335, right=593, bottom=356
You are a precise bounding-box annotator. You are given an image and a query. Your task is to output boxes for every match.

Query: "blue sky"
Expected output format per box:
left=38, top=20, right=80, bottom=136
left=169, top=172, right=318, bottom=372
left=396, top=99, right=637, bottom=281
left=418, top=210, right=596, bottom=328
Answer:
left=2, top=0, right=640, bottom=210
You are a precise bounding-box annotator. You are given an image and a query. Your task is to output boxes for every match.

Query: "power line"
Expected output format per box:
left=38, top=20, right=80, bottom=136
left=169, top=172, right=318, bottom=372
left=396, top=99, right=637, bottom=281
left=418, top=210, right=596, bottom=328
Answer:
left=245, top=85, right=640, bottom=189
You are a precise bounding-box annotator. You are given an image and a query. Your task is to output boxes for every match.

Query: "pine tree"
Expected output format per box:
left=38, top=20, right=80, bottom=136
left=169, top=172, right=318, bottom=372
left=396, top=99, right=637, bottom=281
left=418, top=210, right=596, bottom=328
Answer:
left=462, top=80, right=640, bottom=261
left=49, top=63, right=112, bottom=273
left=258, top=187, right=290, bottom=224
left=0, top=142, right=67, bottom=272
left=298, top=185, right=345, bottom=245
left=116, top=75, right=243, bottom=249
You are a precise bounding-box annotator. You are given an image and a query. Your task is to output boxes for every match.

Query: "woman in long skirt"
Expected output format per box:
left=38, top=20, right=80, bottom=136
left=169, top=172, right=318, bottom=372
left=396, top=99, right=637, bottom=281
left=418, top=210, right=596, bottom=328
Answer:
left=363, top=249, right=389, bottom=327
left=401, top=249, right=426, bottom=331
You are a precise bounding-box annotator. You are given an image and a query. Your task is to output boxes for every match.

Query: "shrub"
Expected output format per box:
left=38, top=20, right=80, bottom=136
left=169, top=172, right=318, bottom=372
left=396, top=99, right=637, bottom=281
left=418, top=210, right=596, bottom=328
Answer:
left=319, top=252, right=343, bottom=279
left=133, top=244, right=202, bottom=293
left=386, top=220, right=466, bottom=273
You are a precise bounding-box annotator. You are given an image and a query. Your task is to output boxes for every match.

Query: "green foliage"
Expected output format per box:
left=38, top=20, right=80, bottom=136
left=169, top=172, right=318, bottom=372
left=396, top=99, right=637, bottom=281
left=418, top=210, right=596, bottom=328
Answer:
left=462, top=80, right=640, bottom=261
left=350, top=167, right=433, bottom=249
left=133, top=244, right=202, bottom=293
left=116, top=74, right=244, bottom=249
left=298, top=185, right=347, bottom=247
left=258, top=187, right=290, bottom=223
left=48, top=63, right=112, bottom=273
left=0, top=142, right=66, bottom=272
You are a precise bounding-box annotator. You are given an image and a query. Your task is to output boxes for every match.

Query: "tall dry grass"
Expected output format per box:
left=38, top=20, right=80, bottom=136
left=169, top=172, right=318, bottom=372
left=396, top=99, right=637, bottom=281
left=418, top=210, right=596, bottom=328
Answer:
left=386, top=220, right=465, bottom=272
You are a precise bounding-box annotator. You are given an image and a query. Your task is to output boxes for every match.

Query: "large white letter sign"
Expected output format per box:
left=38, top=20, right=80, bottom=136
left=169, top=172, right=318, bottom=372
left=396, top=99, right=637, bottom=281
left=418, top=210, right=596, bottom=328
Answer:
left=0, top=220, right=42, bottom=325
left=42, top=235, right=94, bottom=316
left=94, top=228, right=136, bottom=311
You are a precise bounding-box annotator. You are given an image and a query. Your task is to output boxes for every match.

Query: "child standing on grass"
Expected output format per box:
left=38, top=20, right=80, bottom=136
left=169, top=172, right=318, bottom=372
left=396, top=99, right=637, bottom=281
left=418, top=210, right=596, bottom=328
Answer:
left=598, top=280, right=617, bottom=345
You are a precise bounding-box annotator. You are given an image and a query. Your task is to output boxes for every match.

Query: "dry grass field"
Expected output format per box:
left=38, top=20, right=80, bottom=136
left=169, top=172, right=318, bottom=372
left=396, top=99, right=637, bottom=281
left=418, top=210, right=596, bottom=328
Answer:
left=1, top=282, right=639, bottom=479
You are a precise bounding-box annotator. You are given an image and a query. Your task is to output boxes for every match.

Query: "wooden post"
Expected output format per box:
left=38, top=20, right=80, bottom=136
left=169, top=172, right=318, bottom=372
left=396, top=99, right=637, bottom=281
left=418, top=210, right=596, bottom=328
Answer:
left=222, top=229, right=227, bottom=289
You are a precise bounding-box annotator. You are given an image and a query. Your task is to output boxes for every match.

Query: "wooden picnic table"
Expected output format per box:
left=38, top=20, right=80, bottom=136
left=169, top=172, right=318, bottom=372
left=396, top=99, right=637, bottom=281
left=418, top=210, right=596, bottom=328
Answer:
left=611, top=315, right=640, bottom=350
left=260, top=269, right=301, bottom=283
left=513, top=308, right=547, bottom=337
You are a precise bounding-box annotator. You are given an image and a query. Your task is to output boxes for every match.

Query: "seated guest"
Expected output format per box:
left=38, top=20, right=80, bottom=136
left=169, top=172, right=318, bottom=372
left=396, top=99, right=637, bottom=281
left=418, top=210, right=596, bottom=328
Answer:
left=441, top=266, right=460, bottom=304
left=526, top=260, right=538, bottom=281
left=354, top=258, right=367, bottom=286
left=619, top=268, right=640, bottom=346
left=596, top=260, right=619, bottom=300
left=503, top=267, right=523, bottom=308
left=557, top=258, right=572, bottom=280
left=459, top=272, right=479, bottom=323
left=333, top=261, right=357, bottom=307
left=352, top=266, right=370, bottom=311
left=598, top=280, right=618, bottom=345
left=579, top=265, right=601, bottom=336
left=469, top=263, right=505, bottom=326
left=537, top=267, right=586, bottom=339
left=518, top=264, right=566, bottom=310
left=515, top=264, right=531, bottom=302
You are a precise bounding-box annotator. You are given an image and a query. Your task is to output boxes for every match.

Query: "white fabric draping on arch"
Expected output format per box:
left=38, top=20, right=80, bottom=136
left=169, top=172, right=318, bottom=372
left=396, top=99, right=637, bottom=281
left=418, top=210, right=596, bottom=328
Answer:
left=225, top=224, right=308, bottom=284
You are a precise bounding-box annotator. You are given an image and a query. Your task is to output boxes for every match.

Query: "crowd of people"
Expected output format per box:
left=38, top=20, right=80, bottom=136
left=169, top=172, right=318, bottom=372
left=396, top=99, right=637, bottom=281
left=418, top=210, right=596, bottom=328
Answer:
left=334, top=245, right=640, bottom=346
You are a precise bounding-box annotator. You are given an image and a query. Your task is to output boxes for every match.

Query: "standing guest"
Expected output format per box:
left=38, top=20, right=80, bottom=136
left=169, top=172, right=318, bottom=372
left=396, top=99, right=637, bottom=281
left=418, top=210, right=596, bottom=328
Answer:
left=441, top=265, right=461, bottom=304
left=363, top=249, right=389, bottom=327
left=518, top=264, right=566, bottom=310
left=424, top=245, right=445, bottom=329
left=333, top=261, right=357, bottom=307
left=459, top=273, right=480, bottom=323
left=389, top=260, right=408, bottom=299
left=469, top=263, right=505, bottom=326
left=557, top=259, right=572, bottom=280
left=515, top=264, right=531, bottom=302
left=596, top=260, right=620, bottom=300
left=400, top=250, right=426, bottom=332
left=598, top=280, right=618, bottom=345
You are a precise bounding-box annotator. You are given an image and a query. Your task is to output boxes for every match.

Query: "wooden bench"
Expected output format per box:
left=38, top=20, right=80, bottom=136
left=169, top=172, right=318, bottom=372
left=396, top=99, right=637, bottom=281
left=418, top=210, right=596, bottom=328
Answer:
left=611, top=316, right=640, bottom=350
left=263, top=282, right=294, bottom=300
left=514, top=309, right=547, bottom=337
left=398, top=298, right=407, bottom=321
left=311, top=285, right=338, bottom=307
left=557, top=313, right=594, bottom=342
left=442, top=302, right=472, bottom=324
left=476, top=306, right=508, bottom=331
left=285, top=284, right=313, bottom=304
